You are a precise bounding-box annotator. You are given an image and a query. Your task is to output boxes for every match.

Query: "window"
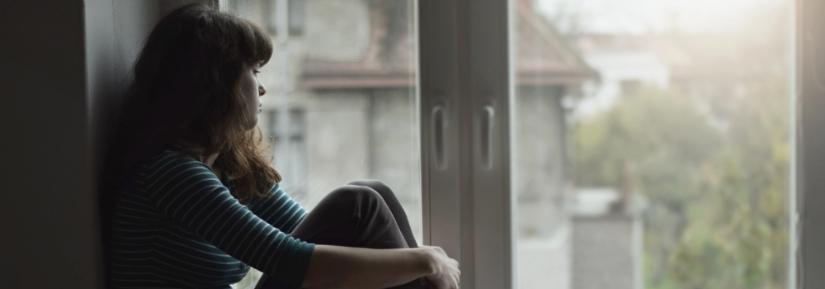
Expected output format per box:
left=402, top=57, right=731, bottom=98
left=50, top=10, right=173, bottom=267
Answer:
left=511, top=1, right=793, bottom=289
left=220, top=0, right=801, bottom=288
left=224, top=1, right=420, bottom=288
left=265, top=107, right=308, bottom=198
left=286, top=0, right=305, bottom=36
left=231, top=0, right=305, bottom=36
left=418, top=0, right=796, bottom=289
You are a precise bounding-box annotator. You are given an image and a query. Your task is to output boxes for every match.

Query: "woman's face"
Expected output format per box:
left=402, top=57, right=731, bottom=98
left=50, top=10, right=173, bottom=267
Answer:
left=237, top=62, right=266, bottom=129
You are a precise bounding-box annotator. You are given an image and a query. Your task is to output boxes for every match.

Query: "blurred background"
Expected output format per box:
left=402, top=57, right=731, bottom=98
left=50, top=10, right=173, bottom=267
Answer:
left=227, top=0, right=792, bottom=288
left=0, top=0, right=802, bottom=288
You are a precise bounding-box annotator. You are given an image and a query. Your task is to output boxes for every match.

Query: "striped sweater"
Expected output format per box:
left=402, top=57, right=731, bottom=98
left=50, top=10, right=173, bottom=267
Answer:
left=109, top=149, right=315, bottom=289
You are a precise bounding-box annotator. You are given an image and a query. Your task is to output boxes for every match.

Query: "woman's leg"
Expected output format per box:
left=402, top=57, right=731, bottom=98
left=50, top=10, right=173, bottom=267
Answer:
left=347, top=180, right=418, bottom=248
left=255, top=184, right=428, bottom=289
left=291, top=184, right=410, bottom=248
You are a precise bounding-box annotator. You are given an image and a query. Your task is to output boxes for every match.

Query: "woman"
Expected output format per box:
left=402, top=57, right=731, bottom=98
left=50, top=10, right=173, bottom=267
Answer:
left=106, top=3, right=459, bottom=289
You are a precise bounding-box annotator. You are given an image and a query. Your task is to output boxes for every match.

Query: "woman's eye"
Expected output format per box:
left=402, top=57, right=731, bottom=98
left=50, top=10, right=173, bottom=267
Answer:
left=253, top=70, right=261, bottom=75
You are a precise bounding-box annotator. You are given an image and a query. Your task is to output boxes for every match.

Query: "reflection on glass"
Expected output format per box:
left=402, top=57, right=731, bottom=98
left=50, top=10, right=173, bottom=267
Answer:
left=512, top=0, right=791, bottom=289
left=226, top=1, right=420, bottom=288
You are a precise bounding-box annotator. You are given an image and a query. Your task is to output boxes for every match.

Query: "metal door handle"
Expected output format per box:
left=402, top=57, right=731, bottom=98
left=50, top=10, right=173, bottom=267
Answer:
left=480, top=105, right=495, bottom=169
left=432, top=105, right=446, bottom=169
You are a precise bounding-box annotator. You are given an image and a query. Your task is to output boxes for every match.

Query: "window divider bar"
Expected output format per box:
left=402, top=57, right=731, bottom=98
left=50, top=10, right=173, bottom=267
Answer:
left=798, top=0, right=825, bottom=288
left=419, top=0, right=513, bottom=288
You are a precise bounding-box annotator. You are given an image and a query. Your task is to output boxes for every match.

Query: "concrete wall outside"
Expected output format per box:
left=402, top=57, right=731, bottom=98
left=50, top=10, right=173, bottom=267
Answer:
left=571, top=215, right=641, bottom=289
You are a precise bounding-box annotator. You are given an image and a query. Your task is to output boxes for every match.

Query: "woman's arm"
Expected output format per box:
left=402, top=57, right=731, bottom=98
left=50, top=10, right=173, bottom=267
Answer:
left=303, top=245, right=460, bottom=289
left=142, top=154, right=314, bottom=288
left=245, top=184, right=307, bottom=234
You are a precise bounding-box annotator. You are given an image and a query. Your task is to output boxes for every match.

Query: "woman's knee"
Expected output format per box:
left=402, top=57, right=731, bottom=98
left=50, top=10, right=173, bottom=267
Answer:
left=326, top=184, right=383, bottom=205
left=348, top=179, right=392, bottom=195
left=323, top=185, right=393, bottom=224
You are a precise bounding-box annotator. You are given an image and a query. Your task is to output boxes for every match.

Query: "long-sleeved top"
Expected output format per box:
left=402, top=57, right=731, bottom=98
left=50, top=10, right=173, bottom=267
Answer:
left=109, top=149, right=315, bottom=289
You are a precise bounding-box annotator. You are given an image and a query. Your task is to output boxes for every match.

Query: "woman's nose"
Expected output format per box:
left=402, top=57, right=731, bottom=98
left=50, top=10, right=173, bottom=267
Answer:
left=258, top=84, right=266, bottom=96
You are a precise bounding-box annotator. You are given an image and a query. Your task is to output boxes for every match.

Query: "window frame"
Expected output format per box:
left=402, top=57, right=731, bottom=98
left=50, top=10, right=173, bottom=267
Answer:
left=419, top=0, right=514, bottom=289
left=797, top=0, right=823, bottom=288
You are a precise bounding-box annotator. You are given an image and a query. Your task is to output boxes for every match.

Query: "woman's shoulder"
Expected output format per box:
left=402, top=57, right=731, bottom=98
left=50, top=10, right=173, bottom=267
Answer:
left=136, top=148, right=214, bottom=180
left=115, top=148, right=215, bottom=202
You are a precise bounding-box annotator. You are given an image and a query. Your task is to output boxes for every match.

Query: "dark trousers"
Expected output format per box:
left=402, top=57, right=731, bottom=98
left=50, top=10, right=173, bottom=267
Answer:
left=256, top=180, right=430, bottom=289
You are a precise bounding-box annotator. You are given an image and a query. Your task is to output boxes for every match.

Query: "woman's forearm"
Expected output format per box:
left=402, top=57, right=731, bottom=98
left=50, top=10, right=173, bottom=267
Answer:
left=302, top=245, right=434, bottom=289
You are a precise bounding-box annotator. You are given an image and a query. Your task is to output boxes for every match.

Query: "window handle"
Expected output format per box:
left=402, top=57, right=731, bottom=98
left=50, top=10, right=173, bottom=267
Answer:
left=432, top=105, right=447, bottom=170
left=480, top=104, right=495, bottom=169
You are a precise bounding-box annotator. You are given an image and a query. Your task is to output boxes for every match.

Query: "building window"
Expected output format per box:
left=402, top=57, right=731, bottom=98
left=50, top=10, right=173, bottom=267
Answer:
left=263, top=0, right=304, bottom=36
left=267, top=107, right=308, bottom=198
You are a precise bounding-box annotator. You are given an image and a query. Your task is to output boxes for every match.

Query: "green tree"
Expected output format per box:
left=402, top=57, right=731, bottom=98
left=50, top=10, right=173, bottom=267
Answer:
left=572, top=79, right=789, bottom=289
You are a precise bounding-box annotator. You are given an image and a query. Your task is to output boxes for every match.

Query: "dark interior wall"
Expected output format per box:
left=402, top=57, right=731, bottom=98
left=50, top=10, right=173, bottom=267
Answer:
left=88, top=1, right=159, bottom=287
left=0, top=0, right=177, bottom=288
left=0, top=1, right=97, bottom=288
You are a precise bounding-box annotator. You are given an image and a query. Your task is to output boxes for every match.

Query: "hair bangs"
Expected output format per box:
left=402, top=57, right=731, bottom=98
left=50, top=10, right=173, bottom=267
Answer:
left=238, top=18, right=273, bottom=66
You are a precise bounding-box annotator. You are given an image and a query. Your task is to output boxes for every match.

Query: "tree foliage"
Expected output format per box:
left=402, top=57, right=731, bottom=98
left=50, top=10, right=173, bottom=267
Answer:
left=572, top=77, right=790, bottom=289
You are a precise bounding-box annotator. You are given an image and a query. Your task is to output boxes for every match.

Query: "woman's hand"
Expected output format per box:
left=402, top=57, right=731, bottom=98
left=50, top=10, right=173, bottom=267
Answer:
left=304, top=245, right=455, bottom=289
left=421, top=245, right=461, bottom=289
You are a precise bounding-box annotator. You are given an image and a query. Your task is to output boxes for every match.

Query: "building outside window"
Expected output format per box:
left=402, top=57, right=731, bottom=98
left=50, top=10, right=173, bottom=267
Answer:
left=228, top=0, right=793, bottom=288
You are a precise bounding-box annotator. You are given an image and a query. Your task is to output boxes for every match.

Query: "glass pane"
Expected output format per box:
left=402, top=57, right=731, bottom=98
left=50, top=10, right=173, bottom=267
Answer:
left=225, top=1, right=421, bottom=287
left=511, top=0, right=792, bottom=289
